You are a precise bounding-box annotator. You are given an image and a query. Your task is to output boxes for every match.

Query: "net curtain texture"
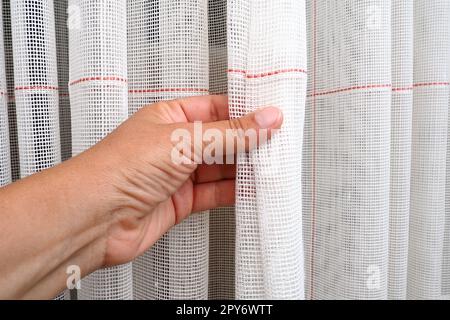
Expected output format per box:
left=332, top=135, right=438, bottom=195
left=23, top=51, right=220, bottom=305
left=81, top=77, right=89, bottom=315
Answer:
left=0, top=0, right=449, bottom=300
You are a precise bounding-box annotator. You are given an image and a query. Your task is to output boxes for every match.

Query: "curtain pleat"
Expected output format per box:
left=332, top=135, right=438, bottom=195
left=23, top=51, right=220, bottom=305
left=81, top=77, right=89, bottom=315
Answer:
left=128, top=0, right=210, bottom=300
left=0, top=0, right=11, bottom=188
left=229, top=0, right=307, bottom=299
left=388, top=0, right=413, bottom=300
left=207, top=0, right=235, bottom=300
left=11, top=0, right=61, bottom=177
left=68, top=0, right=132, bottom=300
left=303, top=0, right=391, bottom=300
left=408, top=0, right=450, bottom=300
left=54, top=0, right=71, bottom=161
left=227, top=0, right=263, bottom=299
left=2, top=0, right=19, bottom=181
left=0, top=0, right=449, bottom=300
left=444, top=61, right=450, bottom=298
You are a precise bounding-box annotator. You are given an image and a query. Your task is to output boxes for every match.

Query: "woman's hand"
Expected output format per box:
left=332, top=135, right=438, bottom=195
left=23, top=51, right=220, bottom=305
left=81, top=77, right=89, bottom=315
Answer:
left=88, top=95, right=283, bottom=266
left=0, top=95, right=282, bottom=299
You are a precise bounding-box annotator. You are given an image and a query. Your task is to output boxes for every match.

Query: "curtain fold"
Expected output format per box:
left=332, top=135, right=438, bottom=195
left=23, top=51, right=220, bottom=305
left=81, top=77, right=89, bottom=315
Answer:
left=128, top=0, right=210, bottom=300
left=0, top=0, right=449, bottom=300
left=207, top=0, right=235, bottom=300
left=389, top=0, right=413, bottom=300
left=68, top=0, right=132, bottom=300
left=408, top=0, right=450, bottom=299
left=303, top=0, right=392, bottom=300
left=0, top=0, right=11, bottom=188
left=11, top=0, right=61, bottom=177
left=229, top=0, right=307, bottom=299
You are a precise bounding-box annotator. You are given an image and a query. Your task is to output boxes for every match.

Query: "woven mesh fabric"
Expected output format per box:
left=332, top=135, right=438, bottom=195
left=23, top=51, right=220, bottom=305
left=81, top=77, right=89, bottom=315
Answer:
left=206, top=0, right=235, bottom=301
left=408, top=0, right=450, bottom=300
left=301, top=0, right=450, bottom=300
left=388, top=1, right=414, bottom=300
left=11, top=0, right=61, bottom=177
left=2, top=0, right=20, bottom=181
left=68, top=0, right=132, bottom=300
left=302, top=0, right=391, bottom=299
left=445, top=15, right=450, bottom=295
left=54, top=0, right=71, bottom=161
left=1, top=0, right=450, bottom=300
left=209, top=207, right=235, bottom=299
left=129, top=0, right=210, bottom=300
left=207, top=0, right=227, bottom=96
left=445, top=60, right=450, bottom=297
left=0, top=0, right=11, bottom=188
left=229, top=0, right=306, bottom=299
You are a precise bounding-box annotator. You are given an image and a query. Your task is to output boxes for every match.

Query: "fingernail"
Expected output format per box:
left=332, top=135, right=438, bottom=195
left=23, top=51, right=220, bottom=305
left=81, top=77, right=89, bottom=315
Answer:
left=254, top=107, right=282, bottom=129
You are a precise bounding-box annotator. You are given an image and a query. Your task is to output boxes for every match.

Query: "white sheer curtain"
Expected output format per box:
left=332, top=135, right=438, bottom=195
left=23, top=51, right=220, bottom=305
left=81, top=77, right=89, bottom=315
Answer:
left=0, top=0, right=449, bottom=300
left=302, top=0, right=450, bottom=300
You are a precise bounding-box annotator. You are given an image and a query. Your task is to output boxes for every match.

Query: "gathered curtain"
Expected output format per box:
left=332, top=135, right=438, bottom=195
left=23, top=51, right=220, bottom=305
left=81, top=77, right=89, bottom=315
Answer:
left=0, top=0, right=449, bottom=300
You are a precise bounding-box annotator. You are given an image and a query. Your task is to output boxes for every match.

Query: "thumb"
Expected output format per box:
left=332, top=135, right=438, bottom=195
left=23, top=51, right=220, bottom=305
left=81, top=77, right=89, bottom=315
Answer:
left=202, top=106, right=283, bottom=159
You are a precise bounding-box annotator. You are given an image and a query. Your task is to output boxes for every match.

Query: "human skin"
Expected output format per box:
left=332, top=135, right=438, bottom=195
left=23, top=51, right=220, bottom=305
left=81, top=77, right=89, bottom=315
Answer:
left=0, top=95, right=283, bottom=299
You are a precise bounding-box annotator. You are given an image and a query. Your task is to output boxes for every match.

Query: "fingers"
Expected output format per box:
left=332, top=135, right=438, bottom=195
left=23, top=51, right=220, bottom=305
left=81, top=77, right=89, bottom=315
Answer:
left=169, top=105, right=283, bottom=166
left=192, top=164, right=236, bottom=184
left=140, top=95, right=228, bottom=124
left=191, top=180, right=235, bottom=213
left=202, top=106, right=283, bottom=156
left=177, top=95, right=229, bottom=122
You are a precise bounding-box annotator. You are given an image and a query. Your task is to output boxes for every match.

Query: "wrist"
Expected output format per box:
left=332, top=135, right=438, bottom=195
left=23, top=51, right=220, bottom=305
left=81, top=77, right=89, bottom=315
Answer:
left=50, top=151, right=121, bottom=267
left=0, top=153, right=114, bottom=298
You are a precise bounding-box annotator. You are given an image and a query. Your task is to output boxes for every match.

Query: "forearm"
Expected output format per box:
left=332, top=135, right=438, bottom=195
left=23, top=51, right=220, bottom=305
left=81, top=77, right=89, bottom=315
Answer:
left=0, top=150, right=117, bottom=299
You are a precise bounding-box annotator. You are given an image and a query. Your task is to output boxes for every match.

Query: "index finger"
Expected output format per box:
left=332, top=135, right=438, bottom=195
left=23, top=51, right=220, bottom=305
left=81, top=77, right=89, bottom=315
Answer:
left=177, top=95, right=229, bottom=123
